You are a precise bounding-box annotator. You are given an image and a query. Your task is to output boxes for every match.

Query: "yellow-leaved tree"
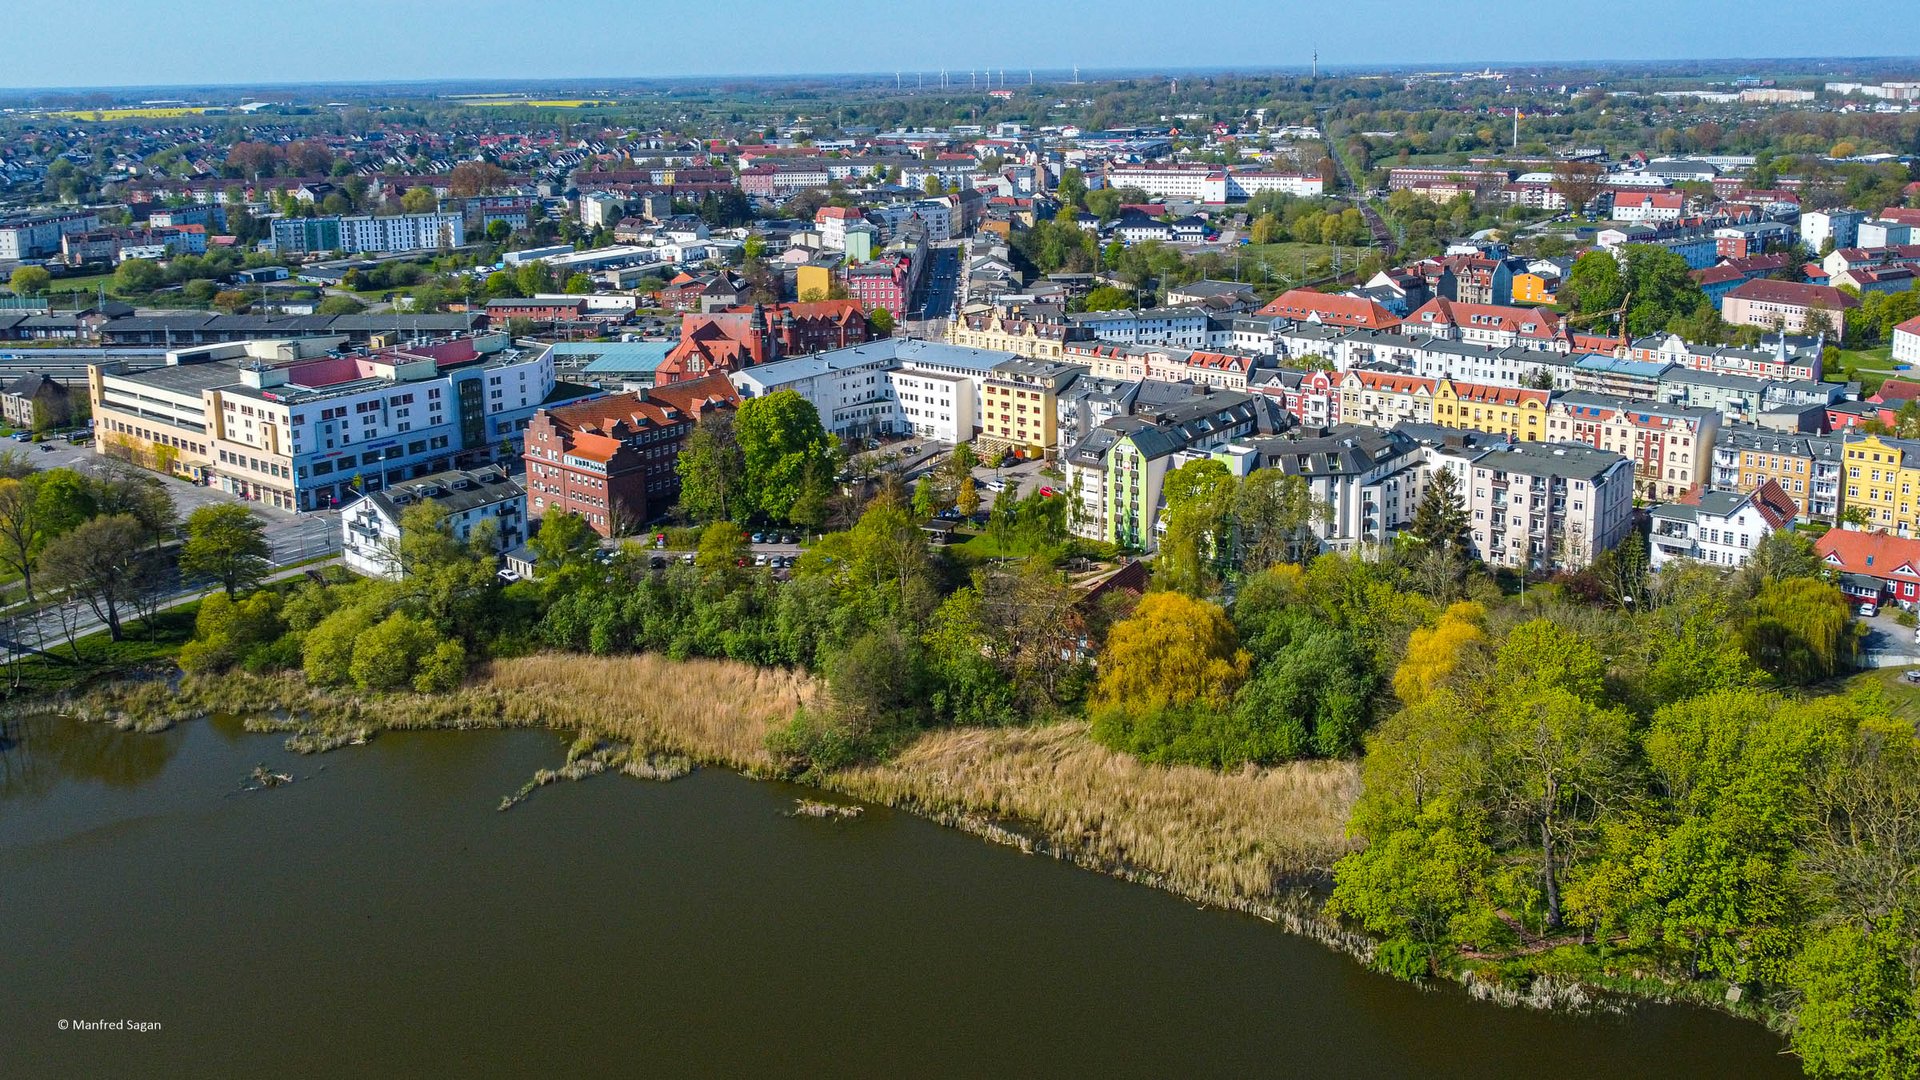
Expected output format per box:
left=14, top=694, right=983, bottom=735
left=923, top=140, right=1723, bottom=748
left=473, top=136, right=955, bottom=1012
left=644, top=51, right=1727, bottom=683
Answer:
left=1392, top=601, right=1487, bottom=705
left=1091, top=591, right=1250, bottom=713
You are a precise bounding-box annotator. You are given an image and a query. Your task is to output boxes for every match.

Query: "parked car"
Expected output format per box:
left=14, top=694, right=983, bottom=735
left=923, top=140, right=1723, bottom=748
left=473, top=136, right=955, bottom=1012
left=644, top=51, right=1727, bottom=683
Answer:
left=1859, top=601, right=1880, bottom=618
left=751, top=532, right=765, bottom=544
left=648, top=556, right=667, bottom=570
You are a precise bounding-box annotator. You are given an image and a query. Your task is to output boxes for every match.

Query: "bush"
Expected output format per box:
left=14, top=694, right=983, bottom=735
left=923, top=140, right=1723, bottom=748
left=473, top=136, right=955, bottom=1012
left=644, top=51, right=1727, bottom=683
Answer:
left=349, top=612, right=439, bottom=691
left=304, top=604, right=376, bottom=685
left=414, top=639, right=468, bottom=692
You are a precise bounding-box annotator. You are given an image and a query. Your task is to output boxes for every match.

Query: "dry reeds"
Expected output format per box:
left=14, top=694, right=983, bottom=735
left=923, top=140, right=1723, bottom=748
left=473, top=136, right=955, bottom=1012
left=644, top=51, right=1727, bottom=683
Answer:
left=830, top=722, right=1363, bottom=900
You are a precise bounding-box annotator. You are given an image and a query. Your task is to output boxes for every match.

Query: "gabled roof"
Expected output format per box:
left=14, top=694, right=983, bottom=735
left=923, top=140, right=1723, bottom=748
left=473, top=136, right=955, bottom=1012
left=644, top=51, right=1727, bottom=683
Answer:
left=1816, top=529, right=1920, bottom=586
left=1255, top=288, right=1400, bottom=330
left=1724, top=278, right=1861, bottom=310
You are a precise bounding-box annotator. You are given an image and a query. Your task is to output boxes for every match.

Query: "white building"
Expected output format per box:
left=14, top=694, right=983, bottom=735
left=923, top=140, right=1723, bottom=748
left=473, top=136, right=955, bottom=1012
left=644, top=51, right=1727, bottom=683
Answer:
left=0, top=211, right=99, bottom=260
left=729, top=337, right=1017, bottom=441
left=579, top=193, right=626, bottom=229
left=1802, top=209, right=1868, bottom=253
left=1105, top=163, right=1323, bottom=203
left=1068, top=307, right=1212, bottom=349
left=1647, top=483, right=1796, bottom=569
left=1464, top=442, right=1634, bottom=571
left=1894, top=316, right=1920, bottom=366
left=341, top=465, right=527, bottom=579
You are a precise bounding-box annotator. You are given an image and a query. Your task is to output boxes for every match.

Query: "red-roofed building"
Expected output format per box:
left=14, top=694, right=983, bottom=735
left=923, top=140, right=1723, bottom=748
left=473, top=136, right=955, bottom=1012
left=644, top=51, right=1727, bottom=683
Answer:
left=1613, top=190, right=1687, bottom=224
left=522, top=373, right=739, bottom=535
left=1401, top=297, right=1569, bottom=350
left=1721, top=279, right=1860, bottom=340
left=1254, top=288, right=1401, bottom=330
left=1816, top=528, right=1920, bottom=610
left=658, top=300, right=872, bottom=384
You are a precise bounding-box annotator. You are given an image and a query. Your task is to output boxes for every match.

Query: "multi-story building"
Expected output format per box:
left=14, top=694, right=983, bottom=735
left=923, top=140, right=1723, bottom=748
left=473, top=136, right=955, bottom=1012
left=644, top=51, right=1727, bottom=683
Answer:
left=1080, top=390, right=1265, bottom=549
left=1433, top=381, right=1550, bottom=442
left=728, top=337, right=1016, bottom=442
left=1464, top=442, right=1634, bottom=571
left=1547, top=392, right=1720, bottom=502
left=1817, top=529, right=1920, bottom=611
left=1340, top=370, right=1435, bottom=429
left=1612, top=191, right=1687, bottom=224
left=91, top=334, right=554, bottom=512
left=1068, top=307, right=1214, bottom=348
left=0, top=211, right=100, bottom=260
left=1647, top=482, right=1797, bottom=569
left=1895, top=315, right=1920, bottom=366
left=1103, top=163, right=1323, bottom=202
left=890, top=368, right=975, bottom=442
left=1401, top=298, right=1569, bottom=350
left=980, top=358, right=1080, bottom=458
left=341, top=465, right=527, bottom=579
left=945, top=305, right=1074, bottom=359
left=1224, top=425, right=1426, bottom=553
left=1255, top=289, right=1402, bottom=331
left=1710, top=426, right=1846, bottom=521
left=1801, top=209, right=1869, bottom=254
left=1839, top=432, right=1920, bottom=537
left=521, top=374, right=738, bottom=536
left=270, top=212, right=465, bottom=256
left=1721, top=279, right=1859, bottom=340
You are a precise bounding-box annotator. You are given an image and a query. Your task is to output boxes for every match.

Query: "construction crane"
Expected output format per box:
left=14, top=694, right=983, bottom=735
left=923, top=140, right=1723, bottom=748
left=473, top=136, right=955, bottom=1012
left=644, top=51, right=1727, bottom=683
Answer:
left=1564, top=291, right=1632, bottom=346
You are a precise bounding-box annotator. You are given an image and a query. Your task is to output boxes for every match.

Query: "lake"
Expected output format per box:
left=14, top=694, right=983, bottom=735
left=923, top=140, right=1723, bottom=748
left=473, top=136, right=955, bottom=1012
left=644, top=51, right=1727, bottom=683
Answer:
left=0, top=713, right=1798, bottom=1078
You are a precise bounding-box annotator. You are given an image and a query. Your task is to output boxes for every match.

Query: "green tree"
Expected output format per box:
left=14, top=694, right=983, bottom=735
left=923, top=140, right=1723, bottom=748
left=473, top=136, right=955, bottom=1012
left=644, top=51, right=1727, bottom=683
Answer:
left=676, top=412, right=746, bottom=524
left=867, top=307, right=895, bottom=336
left=529, top=511, right=598, bottom=578
left=314, top=295, right=365, bottom=315
left=1407, top=468, right=1470, bottom=552
left=1788, top=919, right=1920, bottom=1079
left=1234, top=469, right=1323, bottom=570
left=1742, top=576, right=1859, bottom=685
left=349, top=611, right=442, bottom=691
left=113, top=258, right=162, bottom=295
left=9, top=265, right=51, bottom=297
left=178, top=504, right=270, bottom=598
left=564, top=272, right=595, bottom=294
left=734, top=391, right=838, bottom=526
left=1561, top=250, right=1625, bottom=318
left=1081, top=284, right=1134, bottom=311
left=37, top=514, right=157, bottom=641
left=399, top=186, right=438, bottom=214
left=0, top=477, right=45, bottom=601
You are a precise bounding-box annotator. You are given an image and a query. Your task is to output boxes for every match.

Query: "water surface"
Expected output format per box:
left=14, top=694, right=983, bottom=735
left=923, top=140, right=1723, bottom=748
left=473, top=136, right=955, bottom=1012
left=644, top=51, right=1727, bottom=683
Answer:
left=0, top=715, right=1798, bottom=1078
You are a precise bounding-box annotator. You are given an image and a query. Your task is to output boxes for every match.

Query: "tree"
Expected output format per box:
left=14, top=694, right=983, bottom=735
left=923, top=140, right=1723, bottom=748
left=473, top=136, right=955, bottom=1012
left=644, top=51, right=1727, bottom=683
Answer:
left=1789, top=920, right=1920, bottom=1080
left=867, top=307, right=895, bottom=336
left=1407, top=468, right=1470, bottom=552
left=1090, top=591, right=1249, bottom=715
left=179, top=504, right=270, bottom=598
left=1156, top=458, right=1237, bottom=596
left=529, top=510, right=598, bottom=577
left=37, top=515, right=157, bottom=641
left=676, top=412, right=747, bottom=524
left=1549, top=160, right=1605, bottom=213
left=399, top=187, right=438, bottom=213
left=956, top=475, right=980, bottom=519
left=0, top=477, right=43, bottom=601
left=9, top=265, right=50, bottom=297
left=1235, top=469, right=1323, bottom=569
left=314, top=295, right=365, bottom=316
left=448, top=161, right=511, bottom=198
left=113, top=258, right=162, bottom=295
left=1394, top=601, right=1487, bottom=705
left=1081, top=284, right=1134, bottom=311
left=694, top=520, right=748, bottom=582
left=1561, top=250, right=1625, bottom=318
left=564, top=272, right=595, bottom=294
left=734, top=391, right=838, bottom=526
left=1742, top=576, right=1859, bottom=685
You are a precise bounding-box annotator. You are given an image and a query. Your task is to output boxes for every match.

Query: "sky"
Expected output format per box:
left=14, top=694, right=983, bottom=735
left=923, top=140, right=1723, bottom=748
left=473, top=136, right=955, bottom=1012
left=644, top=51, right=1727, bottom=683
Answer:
left=7, top=0, right=1918, bottom=90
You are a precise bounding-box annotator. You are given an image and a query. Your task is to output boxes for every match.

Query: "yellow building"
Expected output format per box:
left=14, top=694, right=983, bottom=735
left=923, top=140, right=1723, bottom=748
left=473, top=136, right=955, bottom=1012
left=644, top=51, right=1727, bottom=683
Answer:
left=946, top=307, right=1072, bottom=359
left=980, top=358, right=1077, bottom=458
left=1512, top=271, right=1558, bottom=305
left=1842, top=433, right=1920, bottom=535
left=1433, top=380, right=1550, bottom=442
left=795, top=263, right=835, bottom=302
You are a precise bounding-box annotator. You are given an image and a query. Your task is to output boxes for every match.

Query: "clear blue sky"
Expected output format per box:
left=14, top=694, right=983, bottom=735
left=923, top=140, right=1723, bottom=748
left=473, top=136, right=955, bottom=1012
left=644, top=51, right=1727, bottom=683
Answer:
left=8, top=0, right=1917, bottom=90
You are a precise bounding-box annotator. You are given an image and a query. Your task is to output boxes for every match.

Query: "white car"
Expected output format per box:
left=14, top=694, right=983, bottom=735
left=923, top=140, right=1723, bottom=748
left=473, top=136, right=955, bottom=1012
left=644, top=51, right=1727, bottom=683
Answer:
left=1858, top=602, right=1879, bottom=618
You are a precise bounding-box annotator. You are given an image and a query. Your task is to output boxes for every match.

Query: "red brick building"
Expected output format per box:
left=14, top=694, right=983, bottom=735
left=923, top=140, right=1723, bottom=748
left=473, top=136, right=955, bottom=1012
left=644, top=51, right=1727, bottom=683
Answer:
left=485, top=298, right=588, bottom=326
left=522, top=374, right=739, bottom=536
left=657, top=300, right=872, bottom=383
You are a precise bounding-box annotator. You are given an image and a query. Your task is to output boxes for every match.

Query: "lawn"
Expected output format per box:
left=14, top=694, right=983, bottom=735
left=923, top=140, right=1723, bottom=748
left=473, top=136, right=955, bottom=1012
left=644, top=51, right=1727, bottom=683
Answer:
left=2, top=601, right=199, bottom=698
left=1841, top=664, right=1920, bottom=723
left=43, top=271, right=118, bottom=295
left=1825, top=344, right=1901, bottom=393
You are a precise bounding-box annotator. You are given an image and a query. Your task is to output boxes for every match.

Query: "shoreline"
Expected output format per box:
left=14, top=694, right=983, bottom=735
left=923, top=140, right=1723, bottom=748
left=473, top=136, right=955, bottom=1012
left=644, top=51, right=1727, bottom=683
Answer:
left=40, top=652, right=1788, bottom=1040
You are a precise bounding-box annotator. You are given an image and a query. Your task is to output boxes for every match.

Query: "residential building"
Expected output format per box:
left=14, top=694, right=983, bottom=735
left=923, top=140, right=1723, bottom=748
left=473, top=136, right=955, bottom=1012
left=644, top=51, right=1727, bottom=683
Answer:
left=1839, top=432, right=1920, bottom=537
left=521, top=373, right=739, bottom=536
left=1084, top=390, right=1265, bottom=549
left=1647, top=481, right=1796, bottom=569
left=945, top=305, right=1074, bottom=359
left=1816, top=529, right=1920, bottom=611
left=980, top=358, right=1080, bottom=457
left=890, top=368, right=976, bottom=442
left=1400, top=298, right=1568, bottom=349
left=270, top=212, right=465, bottom=256
left=1432, top=380, right=1551, bottom=442
left=1711, top=426, right=1846, bottom=521
left=1895, top=315, right=1920, bottom=366
left=1801, top=209, right=1868, bottom=253
left=1464, top=442, right=1634, bottom=571
left=1068, top=307, right=1213, bottom=348
left=728, top=337, right=1016, bottom=442
left=1226, top=425, right=1426, bottom=554
left=341, top=465, right=527, bottom=579
left=1547, top=393, right=1720, bottom=501
left=0, top=372, right=70, bottom=430
left=1612, top=191, right=1688, bottom=224
left=0, top=211, right=100, bottom=260
left=1254, top=289, right=1401, bottom=331
left=1339, top=370, right=1435, bottom=429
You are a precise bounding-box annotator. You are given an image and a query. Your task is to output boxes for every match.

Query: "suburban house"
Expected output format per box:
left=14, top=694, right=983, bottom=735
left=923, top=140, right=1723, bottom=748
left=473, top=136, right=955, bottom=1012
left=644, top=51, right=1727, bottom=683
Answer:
left=1816, top=529, right=1920, bottom=611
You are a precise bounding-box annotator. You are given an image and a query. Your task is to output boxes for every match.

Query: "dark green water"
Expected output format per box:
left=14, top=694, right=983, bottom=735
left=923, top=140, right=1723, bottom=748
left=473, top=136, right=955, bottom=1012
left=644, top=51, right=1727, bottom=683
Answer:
left=0, top=714, right=1800, bottom=1079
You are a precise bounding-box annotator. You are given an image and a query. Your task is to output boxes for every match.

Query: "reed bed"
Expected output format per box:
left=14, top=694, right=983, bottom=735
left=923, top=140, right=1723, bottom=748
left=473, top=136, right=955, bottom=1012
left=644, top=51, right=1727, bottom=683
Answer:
left=831, top=722, right=1363, bottom=902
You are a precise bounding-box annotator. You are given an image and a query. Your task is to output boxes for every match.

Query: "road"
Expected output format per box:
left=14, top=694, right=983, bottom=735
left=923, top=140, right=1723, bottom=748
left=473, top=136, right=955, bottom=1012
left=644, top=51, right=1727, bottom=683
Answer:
left=1319, top=125, right=1398, bottom=265
left=906, top=242, right=962, bottom=338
